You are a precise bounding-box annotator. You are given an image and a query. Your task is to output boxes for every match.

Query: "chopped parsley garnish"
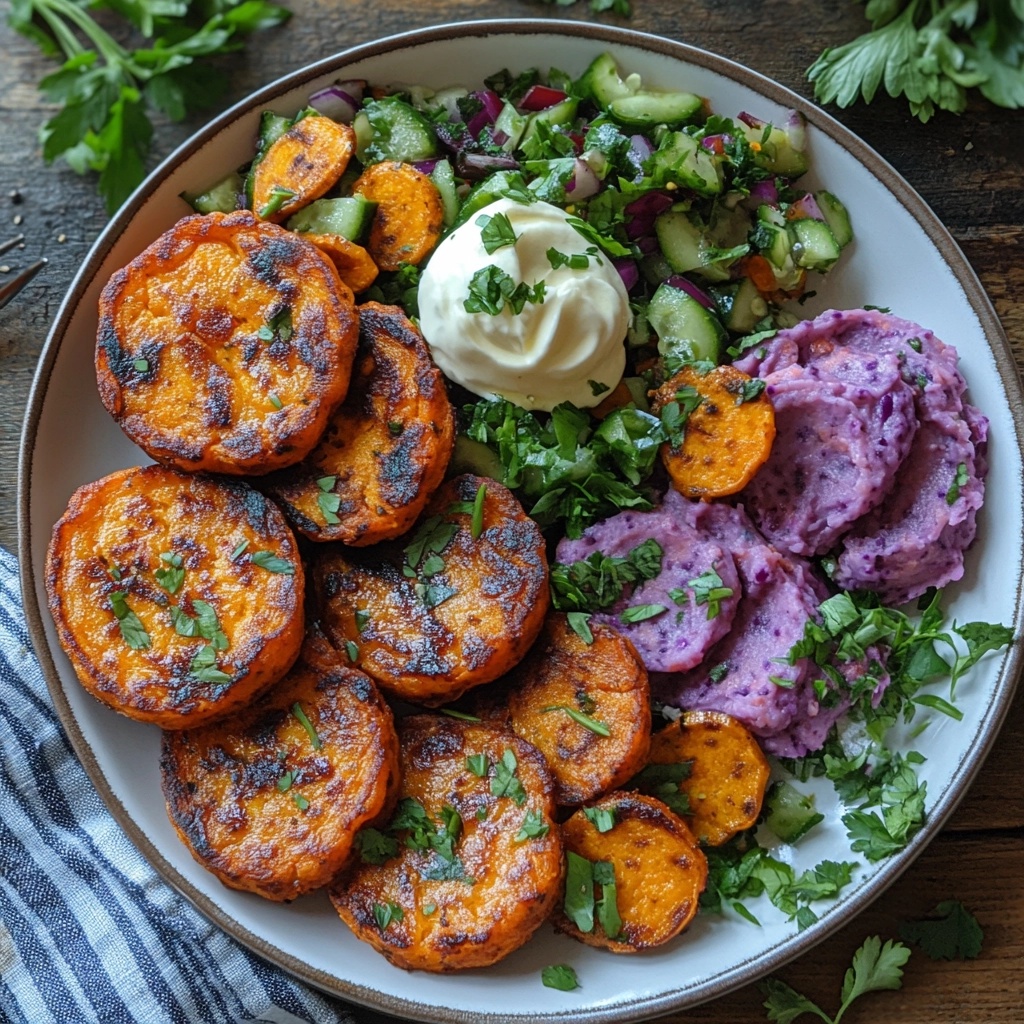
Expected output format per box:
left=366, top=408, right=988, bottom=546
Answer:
left=471, top=482, right=487, bottom=540
left=548, top=246, right=601, bottom=271
left=708, top=661, right=730, bottom=683
left=945, top=462, right=969, bottom=505
left=229, top=540, right=249, bottom=561
left=372, top=901, right=404, bottom=931
left=541, top=704, right=611, bottom=736
left=354, top=609, right=371, bottom=632
left=490, top=748, right=527, bottom=806
left=583, top=806, right=616, bottom=833
left=154, top=552, right=184, bottom=595
left=251, top=551, right=295, bottom=574
left=476, top=211, right=518, bottom=254
left=170, top=600, right=228, bottom=650
left=421, top=902, right=437, bottom=917
left=566, top=611, right=594, bottom=645
left=292, top=793, right=310, bottom=812
left=133, top=358, right=149, bottom=373
left=688, top=568, right=734, bottom=619
left=317, top=489, right=342, bottom=525
left=109, top=591, right=150, bottom=650
left=550, top=538, right=663, bottom=613
left=619, top=603, right=666, bottom=624
left=440, top=707, right=481, bottom=722
left=465, top=753, right=489, bottom=777
left=257, top=185, right=296, bottom=220
left=353, top=828, right=398, bottom=865
left=563, top=853, right=621, bottom=938
left=659, top=385, right=703, bottom=448
left=344, top=640, right=359, bottom=662
left=735, top=377, right=767, bottom=404
left=189, top=644, right=231, bottom=684
left=463, top=264, right=546, bottom=316
left=268, top=393, right=283, bottom=410
left=277, top=770, right=297, bottom=793
left=541, top=964, right=579, bottom=991
left=898, top=900, right=984, bottom=961
left=292, top=702, right=322, bottom=750
left=514, top=809, right=550, bottom=842
left=628, top=761, right=692, bottom=817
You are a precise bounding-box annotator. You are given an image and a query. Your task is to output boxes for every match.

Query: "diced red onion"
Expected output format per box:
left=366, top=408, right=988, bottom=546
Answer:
left=737, top=111, right=765, bottom=129
left=520, top=84, right=568, bottom=111
left=784, top=109, right=807, bottom=151
left=566, top=158, right=601, bottom=200
left=614, top=259, right=640, bottom=291
left=750, top=179, right=779, bottom=205
left=701, top=133, right=732, bottom=155
left=466, top=89, right=504, bottom=136
left=636, top=235, right=659, bottom=255
left=456, top=151, right=520, bottom=179
left=624, top=190, right=673, bottom=239
left=666, top=275, right=716, bottom=310
left=412, top=158, right=441, bottom=175
left=788, top=192, right=825, bottom=221
left=308, top=84, right=361, bottom=124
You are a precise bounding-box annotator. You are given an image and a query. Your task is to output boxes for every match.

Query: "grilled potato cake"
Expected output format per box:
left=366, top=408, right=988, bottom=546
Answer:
left=331, top=714, right=563, bottom=971
left=160, top=630, right=399, bottom=901
left=313, top=474, right=549, bottom=705
left=96, top=210, right=359, bottom=476
left=502, top=614, right=651, bottom=807
left=45, top=464, right=304, bottom=728
left=266, top=302, right=455, bottom=545
left=555, top=792, right=708, bottom=953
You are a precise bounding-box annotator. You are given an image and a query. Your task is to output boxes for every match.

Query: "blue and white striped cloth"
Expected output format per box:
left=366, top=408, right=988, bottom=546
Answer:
left=0, top=546, right=363, bottom=1024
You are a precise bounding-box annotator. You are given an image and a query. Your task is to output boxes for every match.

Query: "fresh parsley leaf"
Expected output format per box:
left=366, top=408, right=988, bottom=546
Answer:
left=354, top=828, right=398, bottom=865
left=619, top=603, right=666, bottom=623
left=251, top=551, right=294, bottom=574
left=373, top=901, right=404, bottom=931
left=541, top=964, right=579, bottom=991
left=470, top=482, right=487, bottom=540
left=491, top=748, right=527, bottom=806
left=465, top=753, right=489, bottom=777
left=189, top=643, right=231, bottom=684
left=258, top=184, right=296, bottom=219
left=541, top=704, right=611, bottom=736
left=688, top=567, right=734, bottom=620
left=898, top=900, right=984, bottom=961
left=583, top=806, right=616, bottom=833
left=154, top=551, right=184, bottom=595
left=292, top=701, right=322, bottom=750
left=566, top=611, right=594, bottom=644
left=564, top=851, right=595, bottom=932
left=463, top=264, right=546, bottom=316
left=550, top=538, right=663, bottom=612
left=514, top=809, right=550, bottom=842
left=476, top=210, right=518, bottom=254
left=945, top=461, right=969, bottom=505
left=593, top=860, right=622, bottom=939
left=108, top=590, right=150, bottom=650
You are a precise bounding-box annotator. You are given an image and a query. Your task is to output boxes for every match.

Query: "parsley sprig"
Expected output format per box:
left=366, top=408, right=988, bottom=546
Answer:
left=10, top=0, right=291, bottom=213
left=807, top=1, right=1024, bottom=122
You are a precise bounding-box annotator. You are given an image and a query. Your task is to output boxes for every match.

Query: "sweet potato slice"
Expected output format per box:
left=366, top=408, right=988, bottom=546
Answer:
left=301, top=232, right=380, bottom=294
left=650, top=364, right=776, bottom=500
left=160, top=630, right=399, bottom=900
left=96, top=211, right=359, bottom=476
left=251, top=114, right=356, bottom=223
left=330, top=714, right=563, bottom=971
left=266, top=302, right=455, bottom=545
left=554, top=792, right=708, bottom=953
left=45, top=464, right=304, bottom=728
left=503, top=613, right=651, bottom=806
left=643, top=710, right=771, bottom=846
left=312, top=474, right=549, bottom=705
left=351, top=161, right=444, bottom=270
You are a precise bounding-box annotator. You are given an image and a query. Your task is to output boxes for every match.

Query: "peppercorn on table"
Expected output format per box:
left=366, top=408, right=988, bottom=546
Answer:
left=2, top=2, right=1022, bottom=1022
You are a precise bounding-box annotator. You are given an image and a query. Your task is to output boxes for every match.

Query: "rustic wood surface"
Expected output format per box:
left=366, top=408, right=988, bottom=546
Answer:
left=2, top=1, right=1021, bottom=1021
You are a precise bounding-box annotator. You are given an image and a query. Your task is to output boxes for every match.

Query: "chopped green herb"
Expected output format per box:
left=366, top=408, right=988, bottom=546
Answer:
left=316, top=475, right=337, bottom=492
left=403, top=516, right=458, bottom=574
left=659, top=385, right=703, bottom=448
left=292, top=701, right=322, bottom=750
left=373, top=901, right=404, bottom=931
left=563, top=851, right=595, bottom=932
left=566, top=611, right=594, bottom=644
left=318, top=490, right=342, bottom=525
left=490, top=748, right=527, bottom=806
left=550, top=538, right=663, bottom=613
left=268, top=393, right=284, bottom=410
left=388, top=421, right=404, bottom=436
left=251, top=551, right=295, bottom=574
left=258, top=185, right=296, bottom=219
left=708, top=661, right=730, bottom=683
left=189, top=644, right=231, bottom=684
left=292, top=792, right=310, bottom=811
left=440, top=707, right=482, bottom=722
left=344, top=640, right=359, bottom=662
left=688, top=568, right=734, bottom=619
left=354, top=609, right=371, bottom=633
left=514, top=809, right=550, bottom=842
left=541, top=704, right=611, bottom=737
left=229, top=540, right=249, bottom=561
left=541, top=964, right=579, bottom=991
left=154, top=552, right=184, bottom=595
left=945, top=462, right=969, bottom=505
left=583, top=806, right=616, bottom=833
left=619, top=603, right=666, bottom=624
left=471, top=483, right=487, bottom=540
left=133, top=358, right=149, bottom=373
left=354, top=827, right=398, bottom=865
left=736, top=378, right=767, bottom=404
left=628, top=760, right=691, bottom=817
left=277, top=769, right=297, bottom=793
left=898, top=900, right=983, bottom=961
left=463, top=264, right=546, bottom=316
left=421, top=902, right=437, bottom=917
left=548, top=246, right=599, bottom=271
left=592, top=860, right=622, bottom=940
left=465, top=753, right=490, bottom=777
left=476, top=210, right=518, bottom=254
left=588, top=379, right=611, bottom=396
left=109, top=591, right=150, bottom=650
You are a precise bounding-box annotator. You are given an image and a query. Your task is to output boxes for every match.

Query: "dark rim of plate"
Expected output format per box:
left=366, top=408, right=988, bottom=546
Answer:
left=17, top=18, right=1024, bottom=1024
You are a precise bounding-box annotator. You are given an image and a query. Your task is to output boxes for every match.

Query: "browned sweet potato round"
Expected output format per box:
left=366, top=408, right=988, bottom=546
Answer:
left=302, top=233, right=379, bottom=294
left=351, top=162, right=444, bottom=270
left=312, top=474, right=549, bottom=705
left=45, top=464, right=304, bottom=728
left=251, top=114, right=356, bottom=223
left=554, top=792, right=708, bottom=953
left=330, top=714, right=563, bottom=971
left=96, top=211, right=359, bottom=475
left=645, top=710, right=771, bottom=846
left=160, top=630, right=399, bottom=901
left=266, top=302, right=455, bottom=545
left=503, top=613, right=651, bottom=807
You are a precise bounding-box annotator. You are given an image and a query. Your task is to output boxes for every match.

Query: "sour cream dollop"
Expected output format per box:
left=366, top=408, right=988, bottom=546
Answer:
left=417, top=197, right=630, bottom=411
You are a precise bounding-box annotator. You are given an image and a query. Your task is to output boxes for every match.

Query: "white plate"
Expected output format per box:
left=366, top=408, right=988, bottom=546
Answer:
left=18, top=19, right=1024, bottom=1024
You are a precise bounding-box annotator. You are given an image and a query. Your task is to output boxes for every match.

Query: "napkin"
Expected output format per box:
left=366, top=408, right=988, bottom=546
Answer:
left=0, top=546, right=360, bottom=1024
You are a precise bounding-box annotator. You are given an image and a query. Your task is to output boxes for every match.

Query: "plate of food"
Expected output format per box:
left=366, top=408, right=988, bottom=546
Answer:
left=18, top=18, right=1024, bottom=1024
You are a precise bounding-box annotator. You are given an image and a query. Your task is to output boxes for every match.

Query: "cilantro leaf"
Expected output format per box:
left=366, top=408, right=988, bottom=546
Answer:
left=541, top=964, right=579, bottom=991
left=899, top=900, right=984, bottom=961
left=109, top=590, right=150, bottom=650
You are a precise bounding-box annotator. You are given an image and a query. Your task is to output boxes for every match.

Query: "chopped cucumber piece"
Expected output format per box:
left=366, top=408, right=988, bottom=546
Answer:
left=522, top=96, right=579, bottom=147
left=355, top=97, right=440, bottom=165
left=608, top=90, right=703, bottom=129
left=181, top=172, right=242, bottom=215
left=286, top=197, right=377, bottom=241
left=648, top=281, right=726, bottom=366
left=765, top=782, right=824, bottom=844
left=647, top=131, right=722, bottom=196
left=454, top=170, right=533, bottom=227
left=814, top=190, right=853, bottom=247
left=742, top=122, right=809, bottom=178
left=790, top=218, right=841, bottom=271
left=752, top=205, right=794, bottom=270
left=494, top=100, right=528, bottom=153
left=655, top=209, right=731, bottom=282
left=577, top=52, right=638, bottom=106
left=244, top=111, right=293, bottom=206
left=448, top=435, right=504, bottom=481
left=714, top=276, right=767, bottom=334
left=430, top=159, right=459, bottom=228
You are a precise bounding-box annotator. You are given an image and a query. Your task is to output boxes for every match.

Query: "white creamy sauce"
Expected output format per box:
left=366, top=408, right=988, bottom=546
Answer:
left=417, top=197, right=630, bottom=411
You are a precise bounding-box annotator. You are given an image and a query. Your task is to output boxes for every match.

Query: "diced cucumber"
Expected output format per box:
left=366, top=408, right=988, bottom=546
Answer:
left=244, top=111, right=293, bottom=206
left=522, top=97, right=579, bottom=144
left=655, top=209, right=731, bottom=283
left=723, top=276, right=767, bottom=333
left=622, top=376, right=651, bottom=412
left=576, top=52, right=638, bottom=106
left=448, top=435, right=504, bottom=481
left=789, top=218, right=841, bottom=271
left=494, top=100, right=528, bottom=153
left=608, top=90, right=703, bottom=129
left=742, top=122, right=809, bottom=178
left=647, top=131, right=722, bottom=196
left=454, top=170, right=532, bottom=227
left=181, top=172, right=242, bottom=214
left=286, top=196, right=377, bottom=241
left=814, top=190, right=853, bottom=247
left=430, top=159, right=459, bottom=228
left=648, top=281, right=726, bottom=366
left=752, top=205, right=794, bottom=270
left=355, top=97, right=441, bottom=165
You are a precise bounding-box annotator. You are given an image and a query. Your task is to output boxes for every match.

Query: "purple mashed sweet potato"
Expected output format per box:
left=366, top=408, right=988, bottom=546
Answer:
left=554, top=488, right=740, bottom=672
left=735, top=308, right=987, bottom=603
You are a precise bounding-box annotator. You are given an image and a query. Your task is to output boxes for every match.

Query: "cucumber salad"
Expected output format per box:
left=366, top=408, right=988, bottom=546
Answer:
left=182, top=51, right=1009, bottom=967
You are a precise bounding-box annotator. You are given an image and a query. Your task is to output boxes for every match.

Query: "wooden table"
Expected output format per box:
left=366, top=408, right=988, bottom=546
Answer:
left=2, top=2, right=1022, bottom=1021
